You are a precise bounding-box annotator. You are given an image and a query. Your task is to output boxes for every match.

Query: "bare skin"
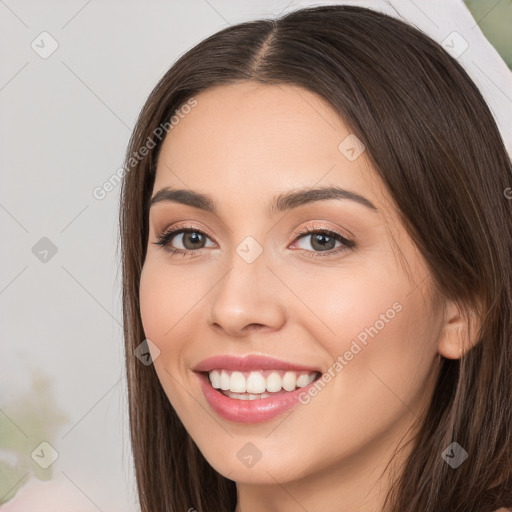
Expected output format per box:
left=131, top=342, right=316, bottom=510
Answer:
left=139, top=82, right=477, bottom=512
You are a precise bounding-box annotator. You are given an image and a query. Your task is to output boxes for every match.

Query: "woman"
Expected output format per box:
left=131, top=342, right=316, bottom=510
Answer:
left=119, top=5, right=512, bottom=511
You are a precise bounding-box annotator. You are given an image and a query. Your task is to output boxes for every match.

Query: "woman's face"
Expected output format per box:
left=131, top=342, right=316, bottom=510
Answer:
left=139, top=82, right=445, bottom=505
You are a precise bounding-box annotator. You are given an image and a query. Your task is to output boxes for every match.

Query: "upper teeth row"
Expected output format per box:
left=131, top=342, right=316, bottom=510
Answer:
left=208, top=370, right=317, bottom=394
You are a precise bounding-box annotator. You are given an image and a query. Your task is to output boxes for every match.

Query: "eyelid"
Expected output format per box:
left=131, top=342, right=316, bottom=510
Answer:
left=156, top=221, right=217, bottom=244
left=290, top=222, right=354, bottom=244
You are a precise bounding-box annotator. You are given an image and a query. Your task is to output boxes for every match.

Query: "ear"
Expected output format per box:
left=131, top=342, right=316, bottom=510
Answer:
left=437, top=299, right=482, bottom=360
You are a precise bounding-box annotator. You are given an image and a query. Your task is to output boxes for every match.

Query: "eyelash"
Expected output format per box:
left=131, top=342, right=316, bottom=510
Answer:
left=153, top=223, right=356, bottom=259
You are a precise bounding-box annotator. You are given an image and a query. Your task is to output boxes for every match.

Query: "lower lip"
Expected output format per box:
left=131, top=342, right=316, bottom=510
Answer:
left=196, top=371, right=319, bottom=423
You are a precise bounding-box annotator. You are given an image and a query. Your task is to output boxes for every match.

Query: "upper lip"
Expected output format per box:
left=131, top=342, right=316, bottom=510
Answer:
left=193, top=354, right=322, bottom=373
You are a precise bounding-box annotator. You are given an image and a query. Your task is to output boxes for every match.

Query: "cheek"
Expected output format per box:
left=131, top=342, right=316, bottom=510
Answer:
left=139, top=259, right=201, bottom=344
left=138, top=261, right=189, bottom=380
left=291, top=263, right=438, bottom=394
left=139, top=262, right=167, bottom=340
left=289, top=264, right=408, bottom=352
left=139, top=261, right=192, bottom=409
left=291, top=272, right=439, bottom=463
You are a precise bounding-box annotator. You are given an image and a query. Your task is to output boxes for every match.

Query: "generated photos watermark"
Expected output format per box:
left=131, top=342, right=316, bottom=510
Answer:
left=298, top=301, right=403, bottom=405
left=92, top=97, right=197, bottom=201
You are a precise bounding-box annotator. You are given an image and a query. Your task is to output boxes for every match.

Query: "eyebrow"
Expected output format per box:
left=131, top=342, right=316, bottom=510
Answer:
left=148, top=185, right=377, bottom=214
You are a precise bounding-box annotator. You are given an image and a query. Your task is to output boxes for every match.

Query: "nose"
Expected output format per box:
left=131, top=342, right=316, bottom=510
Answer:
left=208, top=247, right=287, bottom=338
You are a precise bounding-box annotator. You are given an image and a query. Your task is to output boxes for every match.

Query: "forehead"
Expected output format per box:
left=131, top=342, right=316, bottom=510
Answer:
left=153, top=82, right=390, bottom=214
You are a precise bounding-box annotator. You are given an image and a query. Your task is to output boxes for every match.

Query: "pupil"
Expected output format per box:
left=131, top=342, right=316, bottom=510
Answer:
left=184, top=232, right=204, bottom=249
left=312, top=234, right=335, bottom=251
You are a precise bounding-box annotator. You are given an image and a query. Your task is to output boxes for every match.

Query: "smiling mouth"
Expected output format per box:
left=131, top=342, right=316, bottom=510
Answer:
left=202, top=369, right=322, bottom=400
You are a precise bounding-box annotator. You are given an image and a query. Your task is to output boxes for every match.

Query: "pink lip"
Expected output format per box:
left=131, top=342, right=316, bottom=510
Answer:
left=195, top=371, right=320, bottom=423
left=193, top=354, right=321, bottom=373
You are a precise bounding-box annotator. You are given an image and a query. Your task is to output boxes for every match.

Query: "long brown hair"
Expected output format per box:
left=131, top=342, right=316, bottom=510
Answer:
left=119, top=5, right=512, bottom=511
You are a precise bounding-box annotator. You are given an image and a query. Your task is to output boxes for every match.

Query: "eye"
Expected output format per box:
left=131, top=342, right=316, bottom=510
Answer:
left=290, top=226, right=355, bottom=258
left=153, top=223, right=355, bottom=259
left=153, top=226, right=215, bottom=255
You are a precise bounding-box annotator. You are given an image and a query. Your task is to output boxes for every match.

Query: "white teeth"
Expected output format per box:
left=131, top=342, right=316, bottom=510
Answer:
left=296, top=373, right=316, bottom=387
left=209, top=369, right=221, bottom=389
left=229, top=371, right=246, bottom=393
left=282, top=371, right=297, bottom=391
left=220, top=371, right=230, bottom=391
left=208, top=369, right=318, bottom=395
left=246, top=372, right=266, bottom=394
left=266, top=371, right=282, bottom=392
left=224, top=391, right=271, bottom=400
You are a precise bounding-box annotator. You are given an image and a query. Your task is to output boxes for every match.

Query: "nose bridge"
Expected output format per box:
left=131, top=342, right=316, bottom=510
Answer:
left=208, top=234, right=286, bottom=335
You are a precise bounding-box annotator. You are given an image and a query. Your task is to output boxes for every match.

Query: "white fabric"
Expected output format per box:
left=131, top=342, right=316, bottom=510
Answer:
left=280, top=0, right=512, bottom=155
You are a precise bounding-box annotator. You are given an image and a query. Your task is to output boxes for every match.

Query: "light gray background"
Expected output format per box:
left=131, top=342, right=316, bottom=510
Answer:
left=1, top=1, right=510, bottom=510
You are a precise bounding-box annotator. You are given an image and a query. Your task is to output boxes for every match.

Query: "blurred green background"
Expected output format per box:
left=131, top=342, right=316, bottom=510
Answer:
left=464, top=0, right=512, bottom=68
